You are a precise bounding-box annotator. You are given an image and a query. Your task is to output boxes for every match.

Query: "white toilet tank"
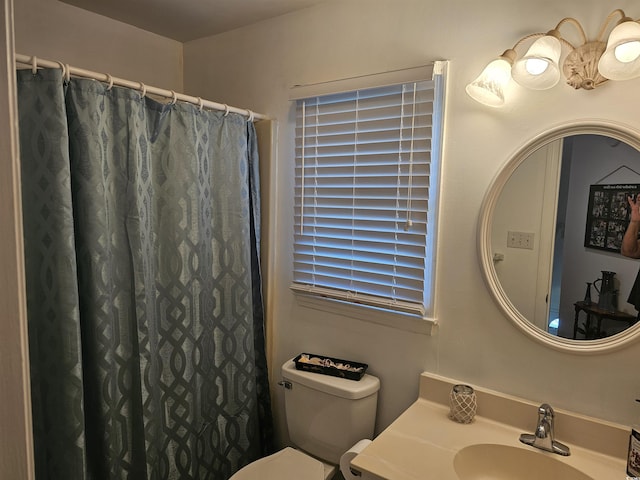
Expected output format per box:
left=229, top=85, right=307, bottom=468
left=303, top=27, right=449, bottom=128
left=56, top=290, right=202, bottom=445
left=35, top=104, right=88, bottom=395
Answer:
left=281, top=358, right=380, bottom=465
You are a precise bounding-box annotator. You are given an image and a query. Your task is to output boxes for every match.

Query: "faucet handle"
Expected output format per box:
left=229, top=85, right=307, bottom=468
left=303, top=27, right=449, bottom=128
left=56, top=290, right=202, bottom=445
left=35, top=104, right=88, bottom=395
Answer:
left=538, top=403, right=554, bottom=418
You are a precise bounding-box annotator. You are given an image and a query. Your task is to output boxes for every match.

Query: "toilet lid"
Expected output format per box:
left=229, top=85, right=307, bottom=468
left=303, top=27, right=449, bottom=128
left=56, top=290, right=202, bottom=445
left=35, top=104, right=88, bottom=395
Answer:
left=229, top=447, right=326, bottom=480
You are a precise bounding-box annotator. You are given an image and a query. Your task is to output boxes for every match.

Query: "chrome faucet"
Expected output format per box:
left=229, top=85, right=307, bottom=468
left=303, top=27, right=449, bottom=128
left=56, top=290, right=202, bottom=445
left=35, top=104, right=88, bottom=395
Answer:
left=519, top=403, right=570, bottom=456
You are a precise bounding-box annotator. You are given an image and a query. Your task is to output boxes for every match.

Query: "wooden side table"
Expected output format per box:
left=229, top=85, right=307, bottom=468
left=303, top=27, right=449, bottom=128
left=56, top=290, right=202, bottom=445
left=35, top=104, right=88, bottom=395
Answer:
left=573, top=301, right=637, bottom=339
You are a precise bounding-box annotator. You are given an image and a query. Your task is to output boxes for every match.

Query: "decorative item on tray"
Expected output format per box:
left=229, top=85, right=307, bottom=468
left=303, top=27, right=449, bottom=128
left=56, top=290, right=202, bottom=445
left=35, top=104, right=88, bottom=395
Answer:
left=294, top=353, right=368, bottom=381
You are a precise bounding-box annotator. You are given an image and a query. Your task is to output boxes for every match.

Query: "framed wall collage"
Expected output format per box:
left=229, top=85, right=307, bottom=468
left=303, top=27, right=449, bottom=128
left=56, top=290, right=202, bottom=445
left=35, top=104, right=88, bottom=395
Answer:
left=584, top=183, right=640, bottom=252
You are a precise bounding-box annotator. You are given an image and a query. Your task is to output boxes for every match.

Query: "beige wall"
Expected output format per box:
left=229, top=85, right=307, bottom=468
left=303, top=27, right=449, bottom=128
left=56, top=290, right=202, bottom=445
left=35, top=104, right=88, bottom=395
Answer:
left=14, top=0, right=183, bottom=90
left=183, top=0, right=640, bottom=444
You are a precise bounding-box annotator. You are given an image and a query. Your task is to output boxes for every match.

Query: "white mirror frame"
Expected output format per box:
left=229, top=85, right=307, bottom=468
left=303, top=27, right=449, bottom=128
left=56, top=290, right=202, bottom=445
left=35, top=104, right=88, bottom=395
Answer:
left=478, top=119, right=640, bottom=354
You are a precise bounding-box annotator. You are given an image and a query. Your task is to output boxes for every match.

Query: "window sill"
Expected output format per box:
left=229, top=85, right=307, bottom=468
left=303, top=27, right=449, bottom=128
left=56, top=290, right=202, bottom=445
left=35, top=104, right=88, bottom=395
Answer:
left=292, top=291, right=438, bottom=336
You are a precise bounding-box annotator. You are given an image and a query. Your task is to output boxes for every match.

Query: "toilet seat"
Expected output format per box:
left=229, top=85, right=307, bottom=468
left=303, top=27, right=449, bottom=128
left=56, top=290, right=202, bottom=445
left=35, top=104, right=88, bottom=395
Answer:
left=229, top=447, right=335, bottom=480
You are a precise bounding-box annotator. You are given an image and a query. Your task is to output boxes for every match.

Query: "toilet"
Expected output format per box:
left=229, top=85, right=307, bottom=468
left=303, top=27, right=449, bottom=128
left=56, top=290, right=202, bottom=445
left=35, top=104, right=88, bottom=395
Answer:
left=230, top=357, right=380, bottom=480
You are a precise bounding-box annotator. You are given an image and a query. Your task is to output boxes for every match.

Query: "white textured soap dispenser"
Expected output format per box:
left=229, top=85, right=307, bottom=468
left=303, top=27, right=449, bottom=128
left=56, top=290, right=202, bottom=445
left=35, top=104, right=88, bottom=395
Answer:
left=628, top=399, right=640, bottom=477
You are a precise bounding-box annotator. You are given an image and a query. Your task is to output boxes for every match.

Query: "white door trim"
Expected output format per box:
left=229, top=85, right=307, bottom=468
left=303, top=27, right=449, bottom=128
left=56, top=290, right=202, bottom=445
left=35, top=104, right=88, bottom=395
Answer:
left=0, top=0, right=35, bottom=476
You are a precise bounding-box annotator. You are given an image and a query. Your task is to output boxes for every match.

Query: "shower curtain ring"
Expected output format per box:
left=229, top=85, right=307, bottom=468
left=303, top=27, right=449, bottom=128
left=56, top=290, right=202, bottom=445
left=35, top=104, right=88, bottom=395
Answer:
left=105, top=74, right=114, bottom=91
left=139, top=82, right=147, bottom=98
left=65, top=64, right=71, bottom=83
left=170, top=90, right=178, bottom=105
left=31, top=56, right=37, bottom=75
left=247, top=110, right=254, bottom=122
left=197, top=97, right=204, bottom=111
left=56, top=61, right=66, bottom=79
left=223, top=104, right=230, bottom=117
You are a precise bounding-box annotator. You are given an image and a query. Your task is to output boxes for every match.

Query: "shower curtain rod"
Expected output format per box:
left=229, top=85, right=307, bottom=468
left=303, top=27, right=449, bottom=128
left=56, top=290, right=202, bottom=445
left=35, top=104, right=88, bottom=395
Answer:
left=15, top=53, right=268, bottom=121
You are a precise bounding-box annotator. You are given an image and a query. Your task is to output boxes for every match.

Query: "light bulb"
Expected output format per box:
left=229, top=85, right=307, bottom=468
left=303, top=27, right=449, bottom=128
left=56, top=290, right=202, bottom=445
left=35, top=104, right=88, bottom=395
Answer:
left=615, top=40, right=640, bottom=63
left=512, top=35, right=561, bottom=90
left=598, top=20, right=640, bottom=80
left=525, top=58, right=549, bottom=76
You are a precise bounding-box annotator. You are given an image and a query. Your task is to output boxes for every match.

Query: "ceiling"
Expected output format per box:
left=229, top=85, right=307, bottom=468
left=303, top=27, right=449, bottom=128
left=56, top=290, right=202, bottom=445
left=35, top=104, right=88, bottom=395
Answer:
left=58, top=0, right=327, bottom=42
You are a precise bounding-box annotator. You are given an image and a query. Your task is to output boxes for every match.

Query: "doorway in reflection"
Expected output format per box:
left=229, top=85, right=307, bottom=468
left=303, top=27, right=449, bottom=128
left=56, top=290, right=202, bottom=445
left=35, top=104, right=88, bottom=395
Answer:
left=548, top=138, right=573, bottom=334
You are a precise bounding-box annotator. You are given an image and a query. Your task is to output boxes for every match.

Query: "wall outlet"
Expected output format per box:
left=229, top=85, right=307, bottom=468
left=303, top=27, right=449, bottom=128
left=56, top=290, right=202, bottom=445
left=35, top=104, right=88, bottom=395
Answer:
left=507, top=231, right=534, bottom=250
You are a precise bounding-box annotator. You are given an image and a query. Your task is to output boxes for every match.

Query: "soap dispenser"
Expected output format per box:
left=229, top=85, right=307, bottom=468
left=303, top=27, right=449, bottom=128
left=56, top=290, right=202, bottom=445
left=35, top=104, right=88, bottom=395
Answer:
left=628, top=399, right=640, bottom=477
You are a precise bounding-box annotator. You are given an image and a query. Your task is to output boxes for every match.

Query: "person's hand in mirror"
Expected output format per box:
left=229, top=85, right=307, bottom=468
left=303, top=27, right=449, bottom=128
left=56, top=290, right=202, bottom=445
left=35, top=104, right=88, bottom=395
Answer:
left=622, top=193, right=640, bottom=258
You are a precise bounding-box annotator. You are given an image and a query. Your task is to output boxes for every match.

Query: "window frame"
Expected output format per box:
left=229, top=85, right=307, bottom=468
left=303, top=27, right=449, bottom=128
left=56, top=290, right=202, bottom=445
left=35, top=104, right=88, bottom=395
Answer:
left=289, top=62, right=447, bottom=335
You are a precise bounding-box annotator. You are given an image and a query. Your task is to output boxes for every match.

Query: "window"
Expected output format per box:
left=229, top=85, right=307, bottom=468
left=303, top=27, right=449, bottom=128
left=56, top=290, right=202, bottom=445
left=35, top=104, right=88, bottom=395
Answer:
left=290, top=63, right=447, bottom=330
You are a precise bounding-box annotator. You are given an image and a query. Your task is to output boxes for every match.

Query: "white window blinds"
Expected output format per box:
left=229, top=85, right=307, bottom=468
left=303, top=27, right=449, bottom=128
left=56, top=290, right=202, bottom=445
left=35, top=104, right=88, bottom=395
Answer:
left=291, top=64, right=446, bottom=317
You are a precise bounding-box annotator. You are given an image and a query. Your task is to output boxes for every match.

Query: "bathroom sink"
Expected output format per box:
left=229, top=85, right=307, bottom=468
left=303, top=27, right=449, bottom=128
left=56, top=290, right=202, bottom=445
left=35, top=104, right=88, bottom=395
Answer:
left=349, top=375, right=628, bottom=480
left=454, top=444, right=593, bottom=480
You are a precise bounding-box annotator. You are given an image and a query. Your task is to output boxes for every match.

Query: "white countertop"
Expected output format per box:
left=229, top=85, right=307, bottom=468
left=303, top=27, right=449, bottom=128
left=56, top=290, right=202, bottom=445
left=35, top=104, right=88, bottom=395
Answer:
left=350, top=374, right=628, bottom=480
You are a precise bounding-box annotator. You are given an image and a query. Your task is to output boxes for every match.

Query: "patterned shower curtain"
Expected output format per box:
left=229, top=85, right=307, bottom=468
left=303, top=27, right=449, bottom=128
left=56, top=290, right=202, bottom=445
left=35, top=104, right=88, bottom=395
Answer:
left=17, top=68, right=273, bottom=480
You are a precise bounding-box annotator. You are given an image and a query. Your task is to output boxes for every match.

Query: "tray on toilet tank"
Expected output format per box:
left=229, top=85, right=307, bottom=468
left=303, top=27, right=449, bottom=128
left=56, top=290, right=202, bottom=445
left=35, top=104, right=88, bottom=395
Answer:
left=293, top=353, right=368, bottom=381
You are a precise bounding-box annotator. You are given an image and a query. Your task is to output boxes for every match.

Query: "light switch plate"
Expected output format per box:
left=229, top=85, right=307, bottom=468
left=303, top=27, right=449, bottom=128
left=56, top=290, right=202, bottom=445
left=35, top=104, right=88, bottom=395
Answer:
left=507, top=231, right=534, bottom=249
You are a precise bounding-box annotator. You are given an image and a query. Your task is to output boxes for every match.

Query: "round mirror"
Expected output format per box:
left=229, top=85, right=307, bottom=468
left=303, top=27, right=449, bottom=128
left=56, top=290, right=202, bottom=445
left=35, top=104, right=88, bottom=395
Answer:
left=478, top=121, right=640, bottom=354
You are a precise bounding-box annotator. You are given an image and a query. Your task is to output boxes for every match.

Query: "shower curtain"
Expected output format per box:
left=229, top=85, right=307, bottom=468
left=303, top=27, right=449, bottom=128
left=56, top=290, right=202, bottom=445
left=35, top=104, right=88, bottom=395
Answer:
left=17, top=68, right=273, bottom=480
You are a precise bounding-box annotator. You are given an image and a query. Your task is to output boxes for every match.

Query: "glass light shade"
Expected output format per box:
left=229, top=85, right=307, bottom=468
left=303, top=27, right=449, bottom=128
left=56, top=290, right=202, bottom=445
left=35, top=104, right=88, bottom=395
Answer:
left=598, top=20, right=640, bottom=80
left=512, top=35, right=561, bottom=90
left=465, top=57, right=513, bottom=107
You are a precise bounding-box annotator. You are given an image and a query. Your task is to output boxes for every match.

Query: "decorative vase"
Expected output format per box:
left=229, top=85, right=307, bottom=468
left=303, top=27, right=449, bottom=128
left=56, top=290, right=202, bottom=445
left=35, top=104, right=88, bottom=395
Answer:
left=594, top=271, right=616, bottom=311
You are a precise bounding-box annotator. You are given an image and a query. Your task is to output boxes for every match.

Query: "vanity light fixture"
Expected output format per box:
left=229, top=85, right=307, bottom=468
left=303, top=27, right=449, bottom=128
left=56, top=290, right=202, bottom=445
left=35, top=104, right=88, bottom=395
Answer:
left=466, top=9, right=640, bottom=107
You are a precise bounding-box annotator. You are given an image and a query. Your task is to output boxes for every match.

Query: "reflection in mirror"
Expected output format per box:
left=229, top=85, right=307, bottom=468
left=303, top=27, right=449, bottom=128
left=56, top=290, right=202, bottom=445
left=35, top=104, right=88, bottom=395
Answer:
left=492, top=134, right=640, bottom=341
